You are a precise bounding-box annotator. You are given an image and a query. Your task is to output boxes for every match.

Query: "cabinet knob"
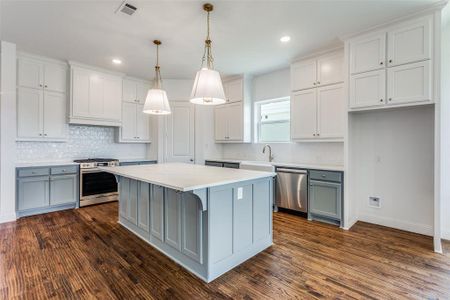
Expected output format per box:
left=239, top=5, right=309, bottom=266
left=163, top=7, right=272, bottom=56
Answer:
left=388, top=98, right=392, bottom=101
left=44, top=85, right=48, bottom=88
left=44, top=134, right=47, bottom=136
left=313, top=134, right=316, bottom=136
left=380, top=62, right=383, bottom=65
left=39, top=84, right=43, bottom=87
left=313, top=82, right=316, bottom=86
left=317, top=133, right=320, bottom=136
left=380, top=99, right=383, bottom=102
left=39, top=133, right=42, bottom=136
left=389, top=59, right=392, bottom=63
left=317, top=81, right=320, bottom=85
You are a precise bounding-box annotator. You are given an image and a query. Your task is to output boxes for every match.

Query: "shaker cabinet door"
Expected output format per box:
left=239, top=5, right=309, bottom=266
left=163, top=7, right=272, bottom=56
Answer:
left=136, top=104, right=151, bottom=141
left=349, top=69, right=386, bottom=109
left=43, top=91, right=67, bottom=139
left=123, top=79, right=138, bottom=103
left=227, top=103, right=244, bottom=141
left=18, top=58, right=43, bottom=89
left=317, top=84, right=344, bottom=139
left=43, top=63, right=67, bottom=93
left=291, top=59, right=317, bottom=91
left=50, top=175, right=77, bottom=206
left=387, top=16, right=432, bottom=67
left=214, top=105, right=228, bottom=141
left=18, top=176, right=49, bottom=211
left=309, top=180, right=342, bottom=220
left=121, top=102, right=137, bottom=141
left=317, top=52, right=344, bottom=86
left=290, top=89, right=317, bottom=140
left=223, top=78, right=243, bottom=103
left=17, top=87, right=43, bottom=138
left=350, top=33, right=386, bottom=74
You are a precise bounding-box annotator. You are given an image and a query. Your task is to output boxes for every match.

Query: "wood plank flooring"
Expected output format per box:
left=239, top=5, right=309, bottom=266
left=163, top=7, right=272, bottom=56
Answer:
left=0, top=202, right=449, bottom=299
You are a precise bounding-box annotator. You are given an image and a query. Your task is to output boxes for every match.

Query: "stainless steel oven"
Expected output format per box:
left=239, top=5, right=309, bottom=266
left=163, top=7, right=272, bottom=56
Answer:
left=75, top=159, right=119, bottom=207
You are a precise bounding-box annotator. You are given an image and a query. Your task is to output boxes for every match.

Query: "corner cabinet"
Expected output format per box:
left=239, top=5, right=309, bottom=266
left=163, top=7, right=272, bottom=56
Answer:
left=348, top=15, right=434, bottom=111
left=69, top=62, right=123, bottom=126
left=214, top=75, right=251, bottom=143
left=17, top=54, right=68, bottom=141
left=290, top=49, right=345, bottom=142
left=16, top=165, right=79, bottom=218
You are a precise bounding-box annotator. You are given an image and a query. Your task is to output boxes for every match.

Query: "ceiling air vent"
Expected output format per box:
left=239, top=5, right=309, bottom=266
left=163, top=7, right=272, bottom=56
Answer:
left=116, top=1, right=137, bottom=16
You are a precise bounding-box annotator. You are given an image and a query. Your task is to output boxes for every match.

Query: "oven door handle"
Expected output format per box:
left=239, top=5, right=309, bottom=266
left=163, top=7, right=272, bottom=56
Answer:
left=80, top=168, right=101, bottom=174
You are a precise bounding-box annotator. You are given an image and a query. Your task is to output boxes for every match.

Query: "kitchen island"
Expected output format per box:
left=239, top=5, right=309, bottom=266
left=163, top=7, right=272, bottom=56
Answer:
left=99, top=163, right=275, bottom=282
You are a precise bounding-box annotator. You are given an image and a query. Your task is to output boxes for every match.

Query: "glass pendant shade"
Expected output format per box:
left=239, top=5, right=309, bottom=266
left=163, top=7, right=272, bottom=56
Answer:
left=143, top=88, right=171, bottom=115
left=143, top=40, right=171, bottom=115
left=190, top=68, right=226, bottom=105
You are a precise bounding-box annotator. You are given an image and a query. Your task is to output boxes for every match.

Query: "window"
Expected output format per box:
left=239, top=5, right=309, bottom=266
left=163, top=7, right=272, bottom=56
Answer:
left=255, top=97, right=290, bottom=143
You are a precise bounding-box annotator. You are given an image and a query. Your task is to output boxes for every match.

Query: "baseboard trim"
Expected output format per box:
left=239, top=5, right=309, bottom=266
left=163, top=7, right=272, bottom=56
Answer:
left=0, top=213, right=17, bottom=224
left=442, top=229, right=450, bottom=241
left=358, top=213, right=433, bottom=236
left=343, top=216, right=358, bottom=230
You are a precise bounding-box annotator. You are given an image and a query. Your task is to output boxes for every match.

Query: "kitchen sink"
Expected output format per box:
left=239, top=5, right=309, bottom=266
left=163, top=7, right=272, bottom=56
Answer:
left=239, top=161, right=275, bottom=172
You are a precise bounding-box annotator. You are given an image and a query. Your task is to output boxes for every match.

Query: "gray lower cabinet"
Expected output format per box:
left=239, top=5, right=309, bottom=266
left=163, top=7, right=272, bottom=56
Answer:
left=120, top=160, right=157, bottom=166
left=205, top=160, right=240, bottom=169
left=16, top=165, right=79, bottom=217
left=308, top=170, right=343, bottom=226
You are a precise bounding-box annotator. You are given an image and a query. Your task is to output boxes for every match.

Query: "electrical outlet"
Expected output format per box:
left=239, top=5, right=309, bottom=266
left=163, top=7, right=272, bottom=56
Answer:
left=369, top=197, right=381, bottom=208
left=237, top=187, right=243, bottom=200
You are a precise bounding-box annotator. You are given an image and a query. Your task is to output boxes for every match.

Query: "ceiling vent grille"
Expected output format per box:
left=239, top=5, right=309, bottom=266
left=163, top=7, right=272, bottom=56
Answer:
left=116, top=1, right=137, bottom=16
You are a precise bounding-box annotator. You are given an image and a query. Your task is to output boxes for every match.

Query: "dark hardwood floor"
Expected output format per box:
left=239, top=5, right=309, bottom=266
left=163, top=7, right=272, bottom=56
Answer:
left=0, top=202, right=449, bottom=299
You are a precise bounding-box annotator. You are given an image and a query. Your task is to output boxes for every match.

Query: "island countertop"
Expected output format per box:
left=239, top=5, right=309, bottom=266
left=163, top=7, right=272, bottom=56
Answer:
left=99, top=162, right=276, bottom=192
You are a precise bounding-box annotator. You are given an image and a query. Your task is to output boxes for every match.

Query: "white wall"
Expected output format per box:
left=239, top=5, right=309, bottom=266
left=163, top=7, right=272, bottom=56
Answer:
left=441, top=4, right=450, bottom=240
left=0, top=41, right=17, bottom=223
left=350, top=106, right=434, bottom=235
left=221, top=68, right=344, bottom=166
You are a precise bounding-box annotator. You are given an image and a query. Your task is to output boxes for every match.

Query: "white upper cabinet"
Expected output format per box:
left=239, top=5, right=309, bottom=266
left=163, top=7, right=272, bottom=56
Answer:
left=223, top=78, right=243, bottom=103
left=387, top=16, right=432, bottom=67
left=317, top=84, right=345, bottom=139
left=317, top=52, right=344, bottom=87
left=387, top=60, right=431, bottom=105
left=291, top=59, right=317, bottom=91
left=70, top=63, right=123, bottom=126
left=350, top=70, right=386, bottom=109
left=136, top=105, right=151, bottom=141
left=214, top=75, right=251, bottom=143
left=291, top=89, right=317, bottom=140
left=123, top=78, right=151, bottom=104
left=291, top=50, right=344, bottom=91
left=17, top=54, right=68, bottom=141
left=350, top=33, right=386, bottom=74
left=348, top=14, right=435, bottom=111
left=120, top=102, right=137, bottom=141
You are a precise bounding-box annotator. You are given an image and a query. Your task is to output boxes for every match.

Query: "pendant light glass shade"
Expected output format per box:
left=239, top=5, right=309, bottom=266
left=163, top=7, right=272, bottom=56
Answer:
left=190, top=3, right=226, bottom=106
left=143, top=40, right=171, bottom=115
left=190, top=68, right=226, bottom=105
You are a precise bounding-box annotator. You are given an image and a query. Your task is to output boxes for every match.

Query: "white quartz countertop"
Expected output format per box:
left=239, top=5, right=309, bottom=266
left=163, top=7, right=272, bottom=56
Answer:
left=16, top=161, right=80, bottom=168
left=205, top=158, right=344, bottom=172
left=99, top=163, right=276, bottom=192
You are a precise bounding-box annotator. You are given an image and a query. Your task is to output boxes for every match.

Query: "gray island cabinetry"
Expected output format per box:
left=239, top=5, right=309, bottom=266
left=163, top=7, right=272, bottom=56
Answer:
left=100, top=163, right=275, bottom=283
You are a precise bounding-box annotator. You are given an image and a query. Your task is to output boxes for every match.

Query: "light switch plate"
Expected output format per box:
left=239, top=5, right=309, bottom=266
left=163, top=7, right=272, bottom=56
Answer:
left=237, top=187, right=243, bottom=200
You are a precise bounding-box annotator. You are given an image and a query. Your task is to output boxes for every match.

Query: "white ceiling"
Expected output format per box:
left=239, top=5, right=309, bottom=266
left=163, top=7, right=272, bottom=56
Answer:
left=0, top=0, right=440, bottom=80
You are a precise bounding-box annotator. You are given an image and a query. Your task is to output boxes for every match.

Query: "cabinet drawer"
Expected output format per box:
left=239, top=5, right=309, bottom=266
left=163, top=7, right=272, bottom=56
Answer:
left=309, top=170, right=342, bottom=182
left=51, top=166, right=78, bottom=175
left=223, top=163, right=239, bottom=169
left=205, top=161, right=224, bottom=167
left=18, top=168, right=50, bottom=177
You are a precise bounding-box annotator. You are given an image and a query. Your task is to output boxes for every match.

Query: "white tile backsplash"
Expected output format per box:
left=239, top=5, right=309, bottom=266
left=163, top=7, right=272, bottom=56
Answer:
left=16, top=125, right=147, bottom=162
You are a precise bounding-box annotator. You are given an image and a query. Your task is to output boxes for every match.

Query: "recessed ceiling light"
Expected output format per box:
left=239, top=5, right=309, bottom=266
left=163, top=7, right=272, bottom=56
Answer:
left=112, top=58, right=122, bottom=65
left=280, top=36, right=291, bottom=43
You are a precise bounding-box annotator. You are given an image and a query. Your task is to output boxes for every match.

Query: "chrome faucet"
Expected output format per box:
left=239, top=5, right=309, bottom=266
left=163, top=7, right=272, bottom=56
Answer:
left=262, top=144, right=274, bottom=162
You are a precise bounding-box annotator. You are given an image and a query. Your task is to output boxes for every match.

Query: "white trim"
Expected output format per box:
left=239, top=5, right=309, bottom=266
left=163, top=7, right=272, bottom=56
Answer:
left=17, top=51, right=68, bottom=67
left=254, top=97, right=291, bottom=144
left=68, top=61, right=125, bottom=77
left=0, top=213, right=17, bottom=224
left=358, top=213, right=434, bottom=236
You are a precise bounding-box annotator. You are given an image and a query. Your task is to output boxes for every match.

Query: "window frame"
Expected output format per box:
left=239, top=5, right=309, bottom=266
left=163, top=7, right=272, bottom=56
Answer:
left=254, top=97, right=291, bottom=144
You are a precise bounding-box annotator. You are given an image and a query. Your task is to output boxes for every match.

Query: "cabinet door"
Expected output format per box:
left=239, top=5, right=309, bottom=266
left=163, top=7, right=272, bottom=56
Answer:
left=88, top=73, right=105, bottom=118
left=17, top=176, right=49, bottom=211
left=309, top=180, right=341, bottom=220
left=44, top=63, right=67, bottom=93
left=291, top=59, right=317, bottom=91
left=136, top=82, right=151, bottom=104
left=227, top=103, right=244, bottom=141
left=121, top=102, right=137, bottom=141
left=181, top=193, right=203, bottom=263
left=18, top=58, right=43, bottom=89
left=223, top=79, right=243, bottom=103
left=119, top=177, right=129, bottom=219
left=165, top=189, right=182, bottom=251
left=317, top=84, right=344, bottom=139
left=350, top=33, right=386, bottom=74
left=138, top=182, right=150, bottom=232
left=123, top=79, right=137, bottom=103
left=128, top=179, right=138, bottom=225
left=49, top=174, right=77, bottom=205
left=214, top=105, right=228, bottom=141
left=317, top=52, right=344, bottom=86
left=150, top=185, right=164, bottom=241
left=349, top=69, right=386, bottom=109
left=290, top=89, right=317, bottom=140
left=103, top=76, right=122, bottom=121
left=136, top=104, right=151, bottom=141
left=387, top=17, right=431, bottom=67
left=71, top=68, right=91, bottom=117
left=43, top=91, right=67, bottom=140
left=17, top=87, right=43, bottom=139
left=387, top=60, right=431, bottom=105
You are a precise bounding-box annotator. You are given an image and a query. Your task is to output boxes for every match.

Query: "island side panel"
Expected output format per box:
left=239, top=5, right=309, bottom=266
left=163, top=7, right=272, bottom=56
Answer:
left=207, top=177, right=273, bottom=282
left=117, top=176, right=209, bottom=281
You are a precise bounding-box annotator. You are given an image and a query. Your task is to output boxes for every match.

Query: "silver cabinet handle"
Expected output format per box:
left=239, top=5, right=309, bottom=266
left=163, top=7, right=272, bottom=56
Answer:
left=389, top=59, right=392, bottom=63
left=380, top=99, right=383, bottom=102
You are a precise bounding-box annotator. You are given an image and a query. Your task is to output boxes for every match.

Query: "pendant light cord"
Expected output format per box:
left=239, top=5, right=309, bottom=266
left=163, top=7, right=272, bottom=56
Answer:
left=154, top=41, right=162, bottom=89
left=202, top=9, right=214, bottom=70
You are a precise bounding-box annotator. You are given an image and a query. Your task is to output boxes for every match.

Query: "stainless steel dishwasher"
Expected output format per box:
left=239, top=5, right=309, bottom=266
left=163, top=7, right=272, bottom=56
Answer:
left=275, top=167, right=308, bottom=213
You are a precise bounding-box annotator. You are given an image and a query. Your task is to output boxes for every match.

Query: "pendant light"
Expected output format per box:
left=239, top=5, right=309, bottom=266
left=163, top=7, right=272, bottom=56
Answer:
left=190, top=3, right=226, bottom=105
left=143, top=40, right=171, bottom=115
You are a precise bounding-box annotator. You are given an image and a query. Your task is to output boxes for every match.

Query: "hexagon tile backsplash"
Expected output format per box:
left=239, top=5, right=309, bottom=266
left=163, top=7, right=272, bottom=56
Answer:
left=16, top=125, right=147, bottom=162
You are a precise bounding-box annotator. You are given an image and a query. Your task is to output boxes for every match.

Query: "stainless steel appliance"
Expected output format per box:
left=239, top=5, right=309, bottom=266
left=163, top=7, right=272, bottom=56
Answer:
left=275, top=167, right=308, bottom=213
left=74, top=158, right=119, bottom=207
